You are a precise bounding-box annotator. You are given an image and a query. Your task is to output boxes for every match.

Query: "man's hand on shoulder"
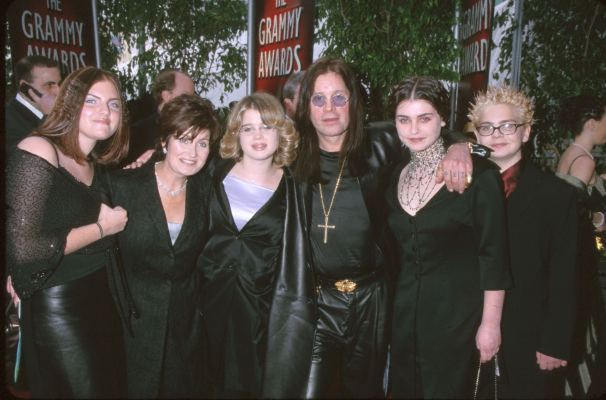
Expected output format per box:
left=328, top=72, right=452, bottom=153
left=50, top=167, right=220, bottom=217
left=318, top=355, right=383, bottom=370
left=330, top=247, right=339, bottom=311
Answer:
left=436, top=142, right=473, bottom=193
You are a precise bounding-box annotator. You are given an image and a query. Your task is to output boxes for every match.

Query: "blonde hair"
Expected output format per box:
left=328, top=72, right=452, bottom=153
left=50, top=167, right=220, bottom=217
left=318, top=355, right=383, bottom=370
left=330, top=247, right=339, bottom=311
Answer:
left=220, top=92, right=299, bottom=167
left=468, top=85, right=534, bottom=126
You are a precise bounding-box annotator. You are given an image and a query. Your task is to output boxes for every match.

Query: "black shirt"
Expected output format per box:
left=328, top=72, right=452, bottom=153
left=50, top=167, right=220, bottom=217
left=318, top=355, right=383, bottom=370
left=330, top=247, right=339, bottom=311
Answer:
left=311, top=150, right=375, bottom=277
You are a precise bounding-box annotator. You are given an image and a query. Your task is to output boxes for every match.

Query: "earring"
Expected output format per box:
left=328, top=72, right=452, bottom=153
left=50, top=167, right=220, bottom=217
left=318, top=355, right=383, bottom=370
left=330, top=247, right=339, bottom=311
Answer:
left=162, top=146, right=167, bottom=154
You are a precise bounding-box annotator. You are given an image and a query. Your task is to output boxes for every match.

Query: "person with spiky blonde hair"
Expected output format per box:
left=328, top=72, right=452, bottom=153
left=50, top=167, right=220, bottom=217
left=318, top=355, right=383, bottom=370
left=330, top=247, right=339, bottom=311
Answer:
left=470, top=85, right=578, bottom=398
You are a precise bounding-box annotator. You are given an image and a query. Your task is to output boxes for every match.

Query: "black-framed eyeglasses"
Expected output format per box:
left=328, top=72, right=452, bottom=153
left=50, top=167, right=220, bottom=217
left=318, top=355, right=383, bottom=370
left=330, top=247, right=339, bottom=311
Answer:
left=476, top=122, right=527, bottom=136
left=311, top=93, right=349, bottom=108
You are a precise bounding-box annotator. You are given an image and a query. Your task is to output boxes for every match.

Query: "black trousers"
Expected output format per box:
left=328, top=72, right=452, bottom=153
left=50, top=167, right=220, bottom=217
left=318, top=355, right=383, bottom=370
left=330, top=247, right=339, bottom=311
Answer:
left=305, top=275, right=388, bottom=398
left=21, top=267, right=127, bottom=399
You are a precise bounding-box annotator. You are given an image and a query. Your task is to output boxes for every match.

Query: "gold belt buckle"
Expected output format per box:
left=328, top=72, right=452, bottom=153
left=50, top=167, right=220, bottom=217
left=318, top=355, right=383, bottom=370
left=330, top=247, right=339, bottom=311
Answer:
left=335, top=279, right=357, bottom=293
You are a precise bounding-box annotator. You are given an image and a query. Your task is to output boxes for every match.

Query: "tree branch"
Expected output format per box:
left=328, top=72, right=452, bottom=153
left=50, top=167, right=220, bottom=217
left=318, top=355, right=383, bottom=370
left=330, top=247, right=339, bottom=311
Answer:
left=583, top=2, right=601, bottom=58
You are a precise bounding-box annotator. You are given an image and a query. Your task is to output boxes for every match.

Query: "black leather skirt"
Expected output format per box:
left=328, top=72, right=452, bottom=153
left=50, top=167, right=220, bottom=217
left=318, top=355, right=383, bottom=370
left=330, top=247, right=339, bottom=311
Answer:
left=21, top=266, right=126, bottom=398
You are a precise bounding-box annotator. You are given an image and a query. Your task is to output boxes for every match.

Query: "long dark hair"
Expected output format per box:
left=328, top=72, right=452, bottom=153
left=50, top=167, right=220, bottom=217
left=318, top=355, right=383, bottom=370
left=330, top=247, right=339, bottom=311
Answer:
left=390, top=76, right=450, bottom=124
left=293, top=57, right=367, bottom=183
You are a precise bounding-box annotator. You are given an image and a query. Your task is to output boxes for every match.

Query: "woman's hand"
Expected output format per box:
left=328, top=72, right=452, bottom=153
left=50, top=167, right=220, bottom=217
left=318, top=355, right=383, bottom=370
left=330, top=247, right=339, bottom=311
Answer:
left=592, top=211, right=605, bottom=232
left=536, top=351, right=567, bottom=370
left=6, top=276, right=20, bottom=306
left=475, top=322, right=501, bottom=363
left=97, top=203, right=128, bottom=236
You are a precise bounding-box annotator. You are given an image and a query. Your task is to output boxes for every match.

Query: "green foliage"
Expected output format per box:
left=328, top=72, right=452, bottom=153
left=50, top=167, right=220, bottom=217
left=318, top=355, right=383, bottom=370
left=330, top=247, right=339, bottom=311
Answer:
left=494, top=0, right=606, bottom=170
left=315, top=0, right=460, bottom=121
left=97, top=0, right=247, bottom=103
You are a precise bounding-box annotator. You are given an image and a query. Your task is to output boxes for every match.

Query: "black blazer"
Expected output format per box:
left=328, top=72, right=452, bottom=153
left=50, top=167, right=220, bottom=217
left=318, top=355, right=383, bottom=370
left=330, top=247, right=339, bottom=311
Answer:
left=501, top=161, right=577, bottom=391
left=106, top=163, right=211, bottom=398
left=5, top=97, right=42, bottom=152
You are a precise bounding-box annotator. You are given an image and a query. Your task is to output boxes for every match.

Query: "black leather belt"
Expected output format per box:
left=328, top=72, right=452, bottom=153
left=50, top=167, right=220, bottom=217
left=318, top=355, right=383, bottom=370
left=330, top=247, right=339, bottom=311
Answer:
left=315, top=270, right=382, bottom=293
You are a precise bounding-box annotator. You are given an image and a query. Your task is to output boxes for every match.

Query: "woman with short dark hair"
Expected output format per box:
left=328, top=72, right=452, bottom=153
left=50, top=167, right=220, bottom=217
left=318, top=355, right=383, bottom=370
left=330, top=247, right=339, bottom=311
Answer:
left=556, top=95, right=606, bottom=397
left=106, top=94, right=219, bottom=398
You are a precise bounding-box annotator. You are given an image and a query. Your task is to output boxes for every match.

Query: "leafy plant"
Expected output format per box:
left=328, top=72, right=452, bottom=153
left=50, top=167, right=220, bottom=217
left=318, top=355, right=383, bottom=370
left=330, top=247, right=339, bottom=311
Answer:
left=493, top=0, right=606, bottom=170
left=315, top=0, right=460, bottom=121
left=97, top=0, right=247, bottom=104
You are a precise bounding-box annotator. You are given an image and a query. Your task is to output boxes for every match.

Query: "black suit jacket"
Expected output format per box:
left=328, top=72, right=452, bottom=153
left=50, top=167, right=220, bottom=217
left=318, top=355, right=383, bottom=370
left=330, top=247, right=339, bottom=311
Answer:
left=501, top=161, right=577, bottom=393
left=5, top=97, right=42, bottom=152
left=106, top=163, right=211, bottom=398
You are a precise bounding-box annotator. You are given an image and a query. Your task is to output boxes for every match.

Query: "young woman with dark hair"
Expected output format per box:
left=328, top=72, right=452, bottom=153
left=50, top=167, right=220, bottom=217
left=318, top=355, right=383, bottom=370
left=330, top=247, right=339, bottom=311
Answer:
left=386, top=76, right=511, bottom=398
left=6, top=66, right=131, bottom=398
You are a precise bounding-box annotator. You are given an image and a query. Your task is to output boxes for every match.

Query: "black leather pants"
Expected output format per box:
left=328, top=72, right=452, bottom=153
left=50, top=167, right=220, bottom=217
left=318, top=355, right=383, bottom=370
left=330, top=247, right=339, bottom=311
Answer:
left=305, top=274, right=388, bottom=398
left=21, top=267, right=127, bottom=398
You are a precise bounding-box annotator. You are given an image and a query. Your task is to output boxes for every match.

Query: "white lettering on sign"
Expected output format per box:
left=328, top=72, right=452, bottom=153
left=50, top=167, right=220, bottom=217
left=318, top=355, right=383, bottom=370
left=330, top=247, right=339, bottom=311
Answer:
left=21, top=10, right=84, bottom=47
left=257, top=44, right=302, bottom=78
left=258, top=6, right=303, bottom=46
left=460, top=0, right=491, bottom=41
left=461, top=38, right=489, bottom=75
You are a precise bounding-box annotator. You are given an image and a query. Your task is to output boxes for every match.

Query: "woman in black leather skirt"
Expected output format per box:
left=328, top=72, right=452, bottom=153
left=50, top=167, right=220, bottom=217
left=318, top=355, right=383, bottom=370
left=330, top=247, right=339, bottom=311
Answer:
left=6, top=67, right=132, bottom=398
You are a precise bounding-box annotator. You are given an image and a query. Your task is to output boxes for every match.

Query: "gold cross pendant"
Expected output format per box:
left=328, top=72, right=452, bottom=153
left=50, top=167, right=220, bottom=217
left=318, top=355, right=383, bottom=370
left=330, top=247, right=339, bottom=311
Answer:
left=317, top=215, right=335, bottom=244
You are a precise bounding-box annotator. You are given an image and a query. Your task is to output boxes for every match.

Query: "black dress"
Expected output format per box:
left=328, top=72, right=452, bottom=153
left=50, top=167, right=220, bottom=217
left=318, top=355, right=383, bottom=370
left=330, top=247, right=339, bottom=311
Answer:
left=6, top=149, right=127, bottom=398
left=386, top=156, right=511, bottom=399
left=198, top=159, right=288, bottom=397
left=105, top=163, right=211, bottom=398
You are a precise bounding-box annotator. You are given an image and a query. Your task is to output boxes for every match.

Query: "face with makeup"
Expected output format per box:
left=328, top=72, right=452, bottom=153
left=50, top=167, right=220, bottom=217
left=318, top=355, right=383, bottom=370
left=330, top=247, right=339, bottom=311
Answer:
left=395, top=99, right=446, bottom=152
left=237, top=108, right=280, bottom=163
left=78, top=79, right=122, bottom=149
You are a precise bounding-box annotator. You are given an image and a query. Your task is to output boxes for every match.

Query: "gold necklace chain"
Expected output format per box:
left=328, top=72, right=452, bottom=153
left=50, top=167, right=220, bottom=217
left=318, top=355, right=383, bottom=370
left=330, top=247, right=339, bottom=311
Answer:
left=318, top=158, right=347, bottom=244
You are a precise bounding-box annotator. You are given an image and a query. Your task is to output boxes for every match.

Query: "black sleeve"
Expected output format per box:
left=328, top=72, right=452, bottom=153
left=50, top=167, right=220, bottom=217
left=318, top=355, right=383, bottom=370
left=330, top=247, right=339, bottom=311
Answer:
left=471, top=164, right=512, bottom=290
left=6, top=151, right=69, bottom=298
left=538, top=184, right=578, bottom=359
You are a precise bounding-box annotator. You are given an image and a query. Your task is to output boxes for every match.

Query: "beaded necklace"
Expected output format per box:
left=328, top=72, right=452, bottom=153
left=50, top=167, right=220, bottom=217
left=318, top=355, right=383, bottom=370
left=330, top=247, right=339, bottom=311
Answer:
left=399, top=137, right=446, bottom=213
left=155, top=162, right=187, bottom=197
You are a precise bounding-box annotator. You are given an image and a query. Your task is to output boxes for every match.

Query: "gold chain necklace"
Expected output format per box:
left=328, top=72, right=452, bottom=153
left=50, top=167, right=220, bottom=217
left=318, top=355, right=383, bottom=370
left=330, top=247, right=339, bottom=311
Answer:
left=318, top=158, right=347, bottom=244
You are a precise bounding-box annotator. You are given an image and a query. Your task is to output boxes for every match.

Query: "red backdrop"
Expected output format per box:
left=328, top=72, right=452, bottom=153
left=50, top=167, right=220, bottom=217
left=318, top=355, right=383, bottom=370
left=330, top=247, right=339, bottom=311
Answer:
left=455, top=0, right=494, bottom=129
left=7, top=0, right=99, bottom=77
left=253, top=0, right=314, bottom=96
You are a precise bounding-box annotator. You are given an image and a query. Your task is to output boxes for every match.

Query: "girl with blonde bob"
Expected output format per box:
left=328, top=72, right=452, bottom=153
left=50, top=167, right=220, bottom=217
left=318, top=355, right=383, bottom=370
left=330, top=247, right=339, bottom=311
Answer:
left=197, top=92, right=315, bottom=398
left=220, top=92, right=298, bottom=167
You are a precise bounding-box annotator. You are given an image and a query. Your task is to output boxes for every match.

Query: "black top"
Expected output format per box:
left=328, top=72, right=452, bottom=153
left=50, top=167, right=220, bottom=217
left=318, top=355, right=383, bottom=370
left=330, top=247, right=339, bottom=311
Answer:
left=198, top=159, right=286, bottom=396
left=6, top=149, right=115, bottom=299
left=386, top=156, right=512, bottom=398
left=310, top=150, right=375, bottom=277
